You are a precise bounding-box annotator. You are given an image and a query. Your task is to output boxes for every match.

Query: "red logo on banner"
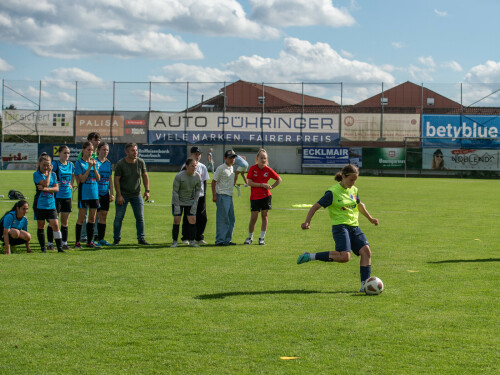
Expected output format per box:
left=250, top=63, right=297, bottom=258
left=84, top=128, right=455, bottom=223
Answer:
left=125, top=120, right=146, bottom=126
left=344, top=116, right=354, bottom=127
left=451, top=149, right=475, bottom=155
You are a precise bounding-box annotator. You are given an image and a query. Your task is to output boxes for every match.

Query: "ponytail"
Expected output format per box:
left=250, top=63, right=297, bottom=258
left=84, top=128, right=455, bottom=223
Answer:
left=335, top=164, right=359, bottom=182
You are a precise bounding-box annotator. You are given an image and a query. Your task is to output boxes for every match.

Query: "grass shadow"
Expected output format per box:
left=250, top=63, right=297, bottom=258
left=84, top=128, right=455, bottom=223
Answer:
left=194, top=289, right=355, bottom=300
left=428, top=258, right=500, bottom=264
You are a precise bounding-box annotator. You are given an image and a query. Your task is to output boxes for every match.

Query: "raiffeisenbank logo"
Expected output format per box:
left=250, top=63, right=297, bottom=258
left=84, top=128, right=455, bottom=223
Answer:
left=52, top=113, right=70, bottom=127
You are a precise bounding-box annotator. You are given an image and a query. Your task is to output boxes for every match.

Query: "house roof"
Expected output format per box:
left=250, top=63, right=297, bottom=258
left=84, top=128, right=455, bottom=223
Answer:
left=354, top=81, right=461, bottom=108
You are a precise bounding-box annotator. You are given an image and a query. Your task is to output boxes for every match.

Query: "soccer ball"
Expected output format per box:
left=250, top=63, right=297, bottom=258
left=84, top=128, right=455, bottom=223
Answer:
left=364, top=276, right=384, bottom=295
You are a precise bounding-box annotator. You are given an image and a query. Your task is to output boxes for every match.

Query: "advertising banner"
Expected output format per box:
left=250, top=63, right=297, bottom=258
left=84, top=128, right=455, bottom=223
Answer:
left=423, top=148, right=500, bottom=171
left=341, top=113, right=420, bottom=142
left=302, top=147, right=349, bottom=167
left=149, top=112, right=340, bottom=146
left=2, top=110, right=73, bottom=136
left=422, top=115, right=500, bottom=148
left=2, top=142, right=38, bottom=169
left=38, top=144, right=186, bottom=165
left=75, top=111, right=147, bottom=144
left=362, top=148, right=422, bottom=169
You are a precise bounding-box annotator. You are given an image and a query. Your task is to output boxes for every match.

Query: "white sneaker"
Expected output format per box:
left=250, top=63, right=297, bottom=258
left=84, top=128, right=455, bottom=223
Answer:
left=259, top=238, right=265, bottom=245
left=182, top=240, right=189, bottom=245
left=189, top=241, right=200, bottom=248
left=171, top=241, right=178, bottom=248
left=197, top=239, right=208, bottom=245
left=244, top=238, right=252, bottom=245
left=235, top=185, right=241, bottom=197
left=243, top=184, right=249, bottom=187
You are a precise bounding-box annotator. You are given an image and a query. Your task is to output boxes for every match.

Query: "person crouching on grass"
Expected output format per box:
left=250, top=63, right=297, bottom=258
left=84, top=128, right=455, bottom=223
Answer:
left=2, top=200, right=31, bottom=254
left=243, top=149, right=282, bottom=246
left=212, top=150, right=237, bottom=246
left=297, top=164, right=379, bottom=293
left=171, top=157, right=202, bottom=248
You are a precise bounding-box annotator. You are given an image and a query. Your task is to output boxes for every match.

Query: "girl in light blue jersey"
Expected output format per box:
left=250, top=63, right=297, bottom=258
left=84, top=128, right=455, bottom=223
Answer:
left=33, top=153, right=65, bottom=253
left=47, top=145, right=75, bottom=251
left=297, top=164, right=379, bottom=293
left=1, top=200, right=31, bottom=254
left=95, top=142, right=114, bottom=246
left=75, top=142, right=101, bottom=249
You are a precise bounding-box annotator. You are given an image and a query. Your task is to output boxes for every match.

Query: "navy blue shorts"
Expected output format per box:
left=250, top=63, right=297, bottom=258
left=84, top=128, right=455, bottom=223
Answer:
left=331, top=224, right=369, bottom=256
left=98, top=193, right=110, bottom=212
left=78, top=199, right=99, bottom=209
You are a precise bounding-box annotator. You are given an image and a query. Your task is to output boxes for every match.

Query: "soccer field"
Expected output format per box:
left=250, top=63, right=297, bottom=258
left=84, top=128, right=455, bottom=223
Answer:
left=0, top=171, right=498, bottom=374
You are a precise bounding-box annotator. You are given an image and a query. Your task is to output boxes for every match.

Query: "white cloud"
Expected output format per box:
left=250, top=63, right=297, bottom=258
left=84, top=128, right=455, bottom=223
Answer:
left=341, top=49, right=354, bottom=59
left=152, top=63, right=236, bottom=83
left=434, top=9, right=448, bottom=17
left=225, top=37, right=394, bottom=84
left=0, top=57, right=14, bottom=71
left=418, top=56, right=436, bottom=67
left=250, top=0, right=355, bottom=27
left=464, top=60, right=500, bottom=83
left=392, top=42, right=404, bottom=49
left=442, top=61, right=462, bottom=72
left=0, top=0, right=278, bottom=60
left=408, top=64, right=434, bottom=82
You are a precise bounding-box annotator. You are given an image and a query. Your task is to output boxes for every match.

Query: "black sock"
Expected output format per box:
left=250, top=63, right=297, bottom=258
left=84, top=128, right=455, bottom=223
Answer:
left=98, top=223, right=106, bottom=241
left=188, top=223, right=197, bottom=242
left=360, top=265, right=371, bottom=284
left=47, top=226, right=53, bottom=243
left=315, top=251, right=333, bottom=262
left=37, top=229, right=46, bottom=249
left=55, top=238, right=63, bottom=252
left=61, top=226, right=68, bottom=243
left=172, top=224, right=180, bottom=242
left=76, top=224, right=82, bottom=243
left=86, top=222, right=95, bottom=244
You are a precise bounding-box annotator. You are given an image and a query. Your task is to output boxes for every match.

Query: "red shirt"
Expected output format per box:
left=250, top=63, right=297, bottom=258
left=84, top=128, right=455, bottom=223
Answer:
left=247, top=165, right=280, bottom=200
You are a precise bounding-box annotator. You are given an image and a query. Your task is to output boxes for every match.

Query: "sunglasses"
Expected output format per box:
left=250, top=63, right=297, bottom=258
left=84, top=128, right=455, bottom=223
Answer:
left=435, top=155, right=443, bottom=158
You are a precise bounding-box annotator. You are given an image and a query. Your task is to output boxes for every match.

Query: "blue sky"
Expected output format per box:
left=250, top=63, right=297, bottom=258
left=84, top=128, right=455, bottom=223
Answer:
left=1, top=0, right=500, bottom=109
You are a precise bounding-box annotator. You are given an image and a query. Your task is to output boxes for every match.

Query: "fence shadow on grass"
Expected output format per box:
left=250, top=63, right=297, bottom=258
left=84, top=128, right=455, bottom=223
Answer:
left=194, top=289, right=355, bottom=300
left=428, top=258, right=500, bottom=264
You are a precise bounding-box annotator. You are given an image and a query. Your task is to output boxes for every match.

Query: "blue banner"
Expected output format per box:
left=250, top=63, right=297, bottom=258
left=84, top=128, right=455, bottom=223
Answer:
left=302, top=147, right=350, bottom=167
left=38, top=144, right=186, bottom=165
left=422, top=115, right=500, bottom=148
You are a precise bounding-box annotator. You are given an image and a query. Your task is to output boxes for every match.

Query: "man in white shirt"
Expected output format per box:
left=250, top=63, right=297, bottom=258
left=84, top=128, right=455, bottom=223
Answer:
left=181, top=146, right=210, bottom=245
left=211, top=149, right=237, bottom=246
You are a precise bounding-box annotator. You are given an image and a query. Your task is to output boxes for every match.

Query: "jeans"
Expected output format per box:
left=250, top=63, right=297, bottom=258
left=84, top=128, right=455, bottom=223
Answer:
left=113, top=195, right=145, bottom=242
left=215, top=193, right=235, bottom=245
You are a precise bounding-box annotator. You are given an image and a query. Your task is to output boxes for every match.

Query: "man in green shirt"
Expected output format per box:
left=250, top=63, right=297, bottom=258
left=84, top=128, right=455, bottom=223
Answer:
left=113, top=143, right=150, bottom=245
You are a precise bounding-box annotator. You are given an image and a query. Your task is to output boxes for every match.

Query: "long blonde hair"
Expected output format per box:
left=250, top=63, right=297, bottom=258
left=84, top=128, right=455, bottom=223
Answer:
left=37, top=153, right=51, bottom=172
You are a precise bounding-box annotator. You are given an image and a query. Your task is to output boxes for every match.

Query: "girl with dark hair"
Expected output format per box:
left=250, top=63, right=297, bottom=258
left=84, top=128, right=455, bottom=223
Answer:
left=296, top=164, right=379, bottom=293
left=33, top=153, right=65, bottom=253
left=75, top=142, right=101, bottom=249
left=1, top=200, right=31, bottom=254
left=47, top=145, right=75, bottom=250
left=171, top=157, right=202, bottom=248
left=95, top=142, right=114, bottom=246
left=431, top=149, right=446, bottom=170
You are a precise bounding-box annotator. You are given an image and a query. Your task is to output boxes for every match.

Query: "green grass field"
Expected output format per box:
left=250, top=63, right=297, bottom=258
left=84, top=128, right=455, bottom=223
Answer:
left=0, top=171, right=498, bottom=374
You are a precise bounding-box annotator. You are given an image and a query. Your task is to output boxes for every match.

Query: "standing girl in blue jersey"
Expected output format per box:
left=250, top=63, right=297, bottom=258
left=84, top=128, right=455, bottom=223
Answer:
left=33, top=153, right=65, bottom=253
left=47, top=145, right=75, bottom=251
left=297, top=164, right=379, bottom=293
left=95, top=142, right=114, bottom=246
left=75, top=142, right=101, bottom=249
left=2, top=200, right=31, bottom=254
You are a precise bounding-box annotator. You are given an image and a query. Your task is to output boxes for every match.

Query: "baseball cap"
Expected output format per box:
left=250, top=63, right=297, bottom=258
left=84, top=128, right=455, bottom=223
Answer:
left=190, top=146, right=201, bottom=154
left=224, top=149, right=237, bottom=158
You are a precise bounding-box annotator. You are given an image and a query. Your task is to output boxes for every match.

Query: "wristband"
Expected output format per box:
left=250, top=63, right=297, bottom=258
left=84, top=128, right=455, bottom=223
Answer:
left=145, top=189, right=150, bottom=193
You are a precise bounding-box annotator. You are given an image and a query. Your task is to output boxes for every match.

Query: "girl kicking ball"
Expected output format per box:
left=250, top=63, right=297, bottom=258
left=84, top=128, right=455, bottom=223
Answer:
left=297, top=164, right=379, bottom=293
left=243, top=149, right=282, bottom=246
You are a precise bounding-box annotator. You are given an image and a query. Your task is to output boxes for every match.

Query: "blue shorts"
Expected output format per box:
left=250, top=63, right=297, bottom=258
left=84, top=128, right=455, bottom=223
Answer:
left=331, top=224, right=369, bottom=256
